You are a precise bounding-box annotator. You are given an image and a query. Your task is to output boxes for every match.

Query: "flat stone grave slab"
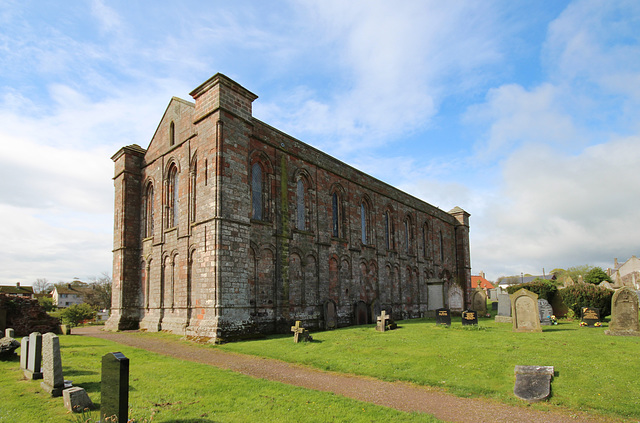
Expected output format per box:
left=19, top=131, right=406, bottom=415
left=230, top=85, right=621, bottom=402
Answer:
left=435, top=308, right=451, bottom=327
left=514, top=365, right=554, bottom=402
left=581, top=307, right=600, bottom=327
left=461, top=310, right=477, bottom=326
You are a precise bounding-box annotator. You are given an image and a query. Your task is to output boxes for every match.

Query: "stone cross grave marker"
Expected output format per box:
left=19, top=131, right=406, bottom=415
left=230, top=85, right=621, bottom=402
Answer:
left=24, top=332, right=43, bottom=380
left=514, top=365, right=554, bottom=402
left=20, top=336, right=29, bottom=370
left=606, top=286, right=640, bottom=336
left=101, top=352, right=129, bottom=423
left=581, top=307, right=600, bottom=327
left=510, top=289, right=542, bottom=333
left=461, top=310, right=478, bottom=326
left=41, top=333, right=65, bottom=397
left=290, top=321, right=311, bottom=343
left=5, top=328, right=14, bottom=338
left=376, top=310, right=390, bottom=332
left=436, top=308, right=451, bottom=327
left=538, top=299, right=554, bottom=326
left=471, top=288, right=487, bottom=314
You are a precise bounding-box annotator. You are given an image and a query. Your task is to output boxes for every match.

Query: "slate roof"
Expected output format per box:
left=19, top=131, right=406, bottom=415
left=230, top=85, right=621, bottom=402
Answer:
left=0, top=284, right=34, bottom=295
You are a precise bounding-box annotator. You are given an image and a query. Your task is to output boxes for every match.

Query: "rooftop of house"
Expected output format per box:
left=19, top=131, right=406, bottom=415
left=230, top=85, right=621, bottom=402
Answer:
left=471, top=275, right=495, bottom=289
left=0, top=283, right=34, bottom=295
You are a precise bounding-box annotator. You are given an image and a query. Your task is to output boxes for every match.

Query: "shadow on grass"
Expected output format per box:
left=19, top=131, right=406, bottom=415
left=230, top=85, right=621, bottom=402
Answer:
left=65, top=369, right=99, bottom=377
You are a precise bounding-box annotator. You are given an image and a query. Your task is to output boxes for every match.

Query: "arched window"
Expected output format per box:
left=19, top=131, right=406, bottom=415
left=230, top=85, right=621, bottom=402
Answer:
left=384, top=211, right=391, bottom=250
left=190, top=159, right=197, bottom=223
left=296, top=178, right=305, bottom=230
left=169, top=121, right=175, bottom=146
left=143, top=183, right=154, bottom=237
left=361, top=202, right=369, bottom=245
left=332, top=192, right=340, bottom=237
left=405, top=219, right=410, bottom=253
left=251, top=162, right=263, bottom=220
left=167, top=164, right=179, bottom=228
left=439, top=230, right=444, bottom=263
left=422, top=223, right=429, bottom=259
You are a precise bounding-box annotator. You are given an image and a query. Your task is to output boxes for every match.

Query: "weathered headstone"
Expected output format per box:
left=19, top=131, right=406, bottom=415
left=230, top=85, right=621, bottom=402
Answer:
left=101, top=352, right=129, bottom=423
left=290, top=321, right=311, bottom=343
left=41, top=333, right=65, bottom=396
left=324, top=301, right=337, bottom=330
left=471, top=288, right=487, bottom=315
left=20, top=337, right=29, bottom=369
left=63, top=387, right=94, bottom=413
left=428, top=283, right=445, bottom=311
left=436, top=308, right=451, bottom=326
left=5, top=328, right=14, bottom=338
left=60, top=324, right=71, bottom=335
left=495, top=293, right=512, bottom=323
left=514, top=365, right=554, bottom=402
left=448, top=285, right=463, bottom=312
left=510, top=289, right=542, bottom=333
left=461, top=310, right=478, bottom=326
left=376, top=310, right=396, bottom=332
left=24, top=332, right=43, bottom=380
left=606, top=286, right=640, bottom=336
left=491, top=302, right=498, bottom=311
left=538, top=299, right=553, bottom=326
left=581, top=307, right=600, bottom=327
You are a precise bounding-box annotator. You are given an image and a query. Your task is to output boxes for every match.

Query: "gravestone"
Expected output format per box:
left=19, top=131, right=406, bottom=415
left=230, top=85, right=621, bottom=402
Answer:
left=448, top=285, right=463, bottom=312
left=606, top=286, right=640, bottom=336
left=41, top=333, right=65, bottom=397
left=101, top=352, right=129, bottom=423
left=514, top=365, right=554, bottom=402
left=63, top=387, right=94, bottom=413
left=491, top=302, right=498, bottom=311
left=581, top=307, right=600, bottom=327
left=290, top=321, right=311, bottom=343
left=324, top=301, right=337, bottom=330
left=461, top=310, right=478, bottom=326
left=538, top=299, right=553, bottom=326
left=435, top=308, right=451, bottom=327
left=376, top=310, right=396, bottom=332
left=471, top=288, right=487, bottom=314
left=0, top=336, right=20, bottom=359
left=495, top=293, right=512, bottom=323
left=354, top=301, right=368, bottom=325
left=428, top=283, right=444, bottom=311
left=5, top=328, right=14, bottom=338
left=510, top=289, right=542, bottom=333
left=20, top=337, right=29, bottom=369
left=24, top=332, right=43, bottom=380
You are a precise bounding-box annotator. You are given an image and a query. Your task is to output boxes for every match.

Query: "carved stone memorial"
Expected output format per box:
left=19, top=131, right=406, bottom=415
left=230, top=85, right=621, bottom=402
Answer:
left=63, top=386, right=95, bottom=413
left=538, top=299, right=554, bottom=326
left=605, top=287, right=640, bottom=336
left=41, top=333, right=65, bottom=397
left=290, top=321, right=311, bottom=343
left=375, top=310, right=396, bottom=332
left=448, top=285, right=463, bottom=312
left=581, top=307, right=600, bottom=327
left=24, top=332, right=43, bottom=380
left=514, top=365, right=554, bottom=402
left=101, top=352, right=129, bottom=423
left=471, top=288, right=487, bottom=314
left=510, top=289, right=542, bottom=333
left=324, top=301, right=337, bottom=330
left=495, top=293, right=512, bottom=323
left=461, top=310, right=478, bottom=326
left=435, top=308, right=451, bottom=327
left=20, top=337, right=29, bottom=370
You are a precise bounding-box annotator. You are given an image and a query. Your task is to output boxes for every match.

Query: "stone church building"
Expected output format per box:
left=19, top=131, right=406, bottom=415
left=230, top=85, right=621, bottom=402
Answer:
left=105, top=73, right=471, bottom=341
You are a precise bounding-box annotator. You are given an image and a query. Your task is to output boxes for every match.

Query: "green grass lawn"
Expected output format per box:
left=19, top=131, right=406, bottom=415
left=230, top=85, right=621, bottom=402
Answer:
left=0, top=335, right=439, bottom=423
left=213, top=316, right=640, bottom=420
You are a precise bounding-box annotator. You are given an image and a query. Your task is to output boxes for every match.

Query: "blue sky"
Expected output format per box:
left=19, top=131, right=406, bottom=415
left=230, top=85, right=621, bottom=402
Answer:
left=1, top=0, right=639, bottom=285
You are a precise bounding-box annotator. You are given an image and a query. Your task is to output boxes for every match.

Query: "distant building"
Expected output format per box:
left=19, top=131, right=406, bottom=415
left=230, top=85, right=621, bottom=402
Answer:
left=607, top=256, right=640, bottom=289
left=51, top=283, right=91, bottom=308
left=0, top=282, right=34, bottom=299
left=497, top=274, right=555, bottom=289
left=471, top=271, right=494, bottom=290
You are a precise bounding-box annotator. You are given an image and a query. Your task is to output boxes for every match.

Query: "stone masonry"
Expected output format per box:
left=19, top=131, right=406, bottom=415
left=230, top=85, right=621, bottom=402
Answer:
left=105, top=73, right=472, bottom=342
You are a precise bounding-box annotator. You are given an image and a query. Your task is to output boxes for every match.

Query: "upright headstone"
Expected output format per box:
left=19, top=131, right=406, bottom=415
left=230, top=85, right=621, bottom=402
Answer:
left=376, top=310, right=395, bottom=332
left=495, top=293, right=512, bottom=323
left=20, top=337, right=29, bottom=370
left=514, top=365, right=554, bottom=402
left=606, top=286, right=640, bottom=336
left=24, top=332, right=43, bottom=380
left=581, top=307, right=600, bottom=327
left=471, top=288, right=487, bottom=315
left=41, top=333, right=65, bottom=396
left=435, top=308, right=451, bottom=327
left=461, top=310, right=478, bottom=326
left=538, top=299, right=553, bottom=326
left=324, top=301, right=337, bottom=330
left=510, top=289, right=542, bottom=333
left=101, top=352, right=129, bottom=423
left=428, top=283, right=445, bottom=311
left=448, top=285, right=463, bottom=312
left=5, top=328, right=14, bottom=338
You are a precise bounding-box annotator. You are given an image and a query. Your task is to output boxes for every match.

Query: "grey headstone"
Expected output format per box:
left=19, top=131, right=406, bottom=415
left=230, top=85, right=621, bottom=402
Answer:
left=448, top=285, right=463, bottom=311
left=101, top=352, right=129, bottom=423
left=514, top=365, right=554, bottom=402
left=24, top=332, right=43, bottom=380
left=538, top=299, right=553, bottom=326
left=511, top=289, right=542, bottom=333
left=497, top=294, right=511, bottom=316
left=471, top=288, right=487, bottom=314
left=606, top=287, right=640, bottom=336
left=5, top=328, right=14, bottom=338
left=20, top=337, right=29, bottom=369
left=428, top=283, right=444, bottom=310
left=324, top=301, right=337, bottom=330
left=41, top=333, right=65, bottom=397
left=63, top=387, right=94, bottom=413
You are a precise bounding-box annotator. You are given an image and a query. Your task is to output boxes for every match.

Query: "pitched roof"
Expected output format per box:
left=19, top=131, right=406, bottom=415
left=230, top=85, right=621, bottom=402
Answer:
left=0, top=284, right=34, bottom=295
left=471, top=276, right=495, bottom=289
left=54, top=285, right=92, bottom=295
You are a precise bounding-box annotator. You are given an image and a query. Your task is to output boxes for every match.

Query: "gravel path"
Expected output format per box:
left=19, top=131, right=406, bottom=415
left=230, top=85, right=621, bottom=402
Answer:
left=73, top=326, right=622, bottom=423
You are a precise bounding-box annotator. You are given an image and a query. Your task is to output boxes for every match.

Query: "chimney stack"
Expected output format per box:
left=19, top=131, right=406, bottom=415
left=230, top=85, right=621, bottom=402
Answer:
left=16, top=282, right=20, bottom=287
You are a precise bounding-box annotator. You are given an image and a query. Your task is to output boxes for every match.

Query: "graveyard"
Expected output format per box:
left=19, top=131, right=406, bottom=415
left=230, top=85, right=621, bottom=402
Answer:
left=1, top=307, right=639, bottom=422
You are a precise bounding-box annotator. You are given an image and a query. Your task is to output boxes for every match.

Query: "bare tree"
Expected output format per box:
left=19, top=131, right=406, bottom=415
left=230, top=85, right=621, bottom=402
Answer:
left=33, top=278, right=52, bottom=294
left=84, top=272, right=112, bottom=310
